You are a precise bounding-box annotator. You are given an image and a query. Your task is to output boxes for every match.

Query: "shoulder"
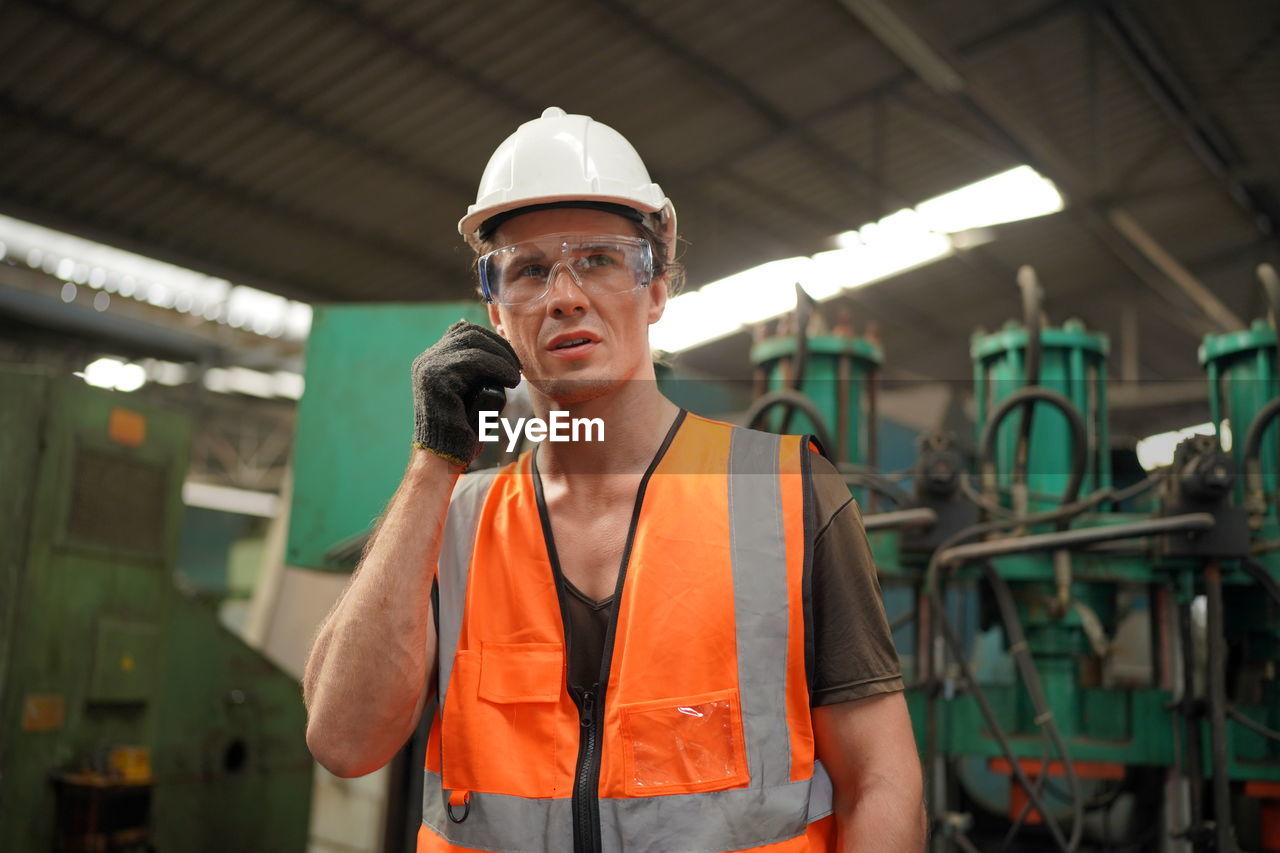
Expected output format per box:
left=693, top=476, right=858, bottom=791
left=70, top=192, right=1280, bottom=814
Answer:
left=447, top=456, right=522, bottom=515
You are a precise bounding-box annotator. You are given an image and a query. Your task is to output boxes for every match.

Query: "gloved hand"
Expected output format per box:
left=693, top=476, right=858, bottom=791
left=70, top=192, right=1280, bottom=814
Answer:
left=411, top=320, right=522, bottom=465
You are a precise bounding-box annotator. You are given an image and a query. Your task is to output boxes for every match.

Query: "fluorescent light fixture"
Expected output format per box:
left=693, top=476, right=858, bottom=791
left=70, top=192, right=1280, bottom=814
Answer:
left=201, top=365, right=305, bottom=400
left=183, top=481, right=279, bottom=518
left=0, top=213, right=313, bottom=341
left=80, top=357, right=146, bottom=393
left=650, top=257, right=810, bottom=353
left=649, top=166, right=1062, bottom=354
left=1135, top=421, right=1229, bottom=471
left=915, top=165, right=1063, bottom=233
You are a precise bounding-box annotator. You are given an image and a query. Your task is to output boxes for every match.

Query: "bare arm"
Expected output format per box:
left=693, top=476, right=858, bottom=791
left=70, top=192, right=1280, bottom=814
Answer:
left=303, top=449, right=460, bottom=778
left=814, top=691, right=927, bottom=852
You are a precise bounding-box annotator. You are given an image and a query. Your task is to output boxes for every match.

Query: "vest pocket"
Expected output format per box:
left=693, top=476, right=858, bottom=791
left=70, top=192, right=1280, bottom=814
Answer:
left=618, top=687, right=749, bottom=796
left=442, top=642, right=565, bottom=798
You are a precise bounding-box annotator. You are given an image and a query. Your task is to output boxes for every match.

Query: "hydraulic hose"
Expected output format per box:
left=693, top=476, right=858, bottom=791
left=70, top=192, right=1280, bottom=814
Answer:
left=935, top=513, right=1215, bottom=568
left=926, top=586, right=1078, bottom=852
left=860, top=507, right=937, bottom=531
left=978, top=386, right=1089, bottom=521
left=1176, top=598, right=1206, bottom=841
left=1229, top=706, right=1280, bottom=743
left=920, top=509, right=1216, bottom=852
left=779, top=283, right=813, bottom=433
left=1241, top=556, right=1280, bottom=609
left=742, top=389, right=836, bottom=460
left=1260, top=261, right=1280, bottom=358
left=983, top=563, right=1084, bottom=853
left=1241, top=396, right=1280, bottom=519
left=1014, top=266, right=1045, bottom=517
left=1203, top=564, right=1239, bottom=853
left=839, top=462, right=913, bottom=507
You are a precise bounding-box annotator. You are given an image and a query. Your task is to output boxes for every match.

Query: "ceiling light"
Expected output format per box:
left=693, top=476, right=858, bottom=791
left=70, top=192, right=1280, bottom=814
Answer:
left=79, top=357, right=146, bottom=393
left=649, top=165, right=1061, bottom=355
left=915, top=165, right=1063, bottom=233
left=0, top=213, right=312, bottom=342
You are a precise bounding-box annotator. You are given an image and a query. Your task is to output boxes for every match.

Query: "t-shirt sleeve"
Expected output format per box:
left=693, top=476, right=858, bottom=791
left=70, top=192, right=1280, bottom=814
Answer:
left=807, top=452, right=905, bottom=706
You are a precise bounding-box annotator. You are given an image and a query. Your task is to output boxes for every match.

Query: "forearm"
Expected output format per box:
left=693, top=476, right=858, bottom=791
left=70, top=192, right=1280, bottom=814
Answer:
left=835, top=776, right=927, bottom=853
left=303, top=449, right=459, bottom=777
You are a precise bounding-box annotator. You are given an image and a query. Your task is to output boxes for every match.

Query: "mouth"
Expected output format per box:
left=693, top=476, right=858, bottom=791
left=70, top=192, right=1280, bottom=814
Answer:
left=547, top=333, right=602, bottom=352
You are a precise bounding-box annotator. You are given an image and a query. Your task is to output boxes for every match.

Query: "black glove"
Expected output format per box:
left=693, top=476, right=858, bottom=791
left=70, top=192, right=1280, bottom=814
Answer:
left=411, top=320, right=522, bottom=465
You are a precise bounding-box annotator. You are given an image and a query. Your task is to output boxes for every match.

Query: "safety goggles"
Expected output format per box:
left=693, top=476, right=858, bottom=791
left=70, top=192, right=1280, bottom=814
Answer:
left=478, top=233, right=655, bottom=306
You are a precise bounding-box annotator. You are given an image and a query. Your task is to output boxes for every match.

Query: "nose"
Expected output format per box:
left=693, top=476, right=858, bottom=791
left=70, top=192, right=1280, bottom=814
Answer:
left=544, top=261, right=589, bottom=317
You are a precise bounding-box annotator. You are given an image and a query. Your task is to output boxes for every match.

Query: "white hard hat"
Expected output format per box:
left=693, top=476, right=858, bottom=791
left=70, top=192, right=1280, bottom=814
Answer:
left=459, top=107, right=677, bottom=256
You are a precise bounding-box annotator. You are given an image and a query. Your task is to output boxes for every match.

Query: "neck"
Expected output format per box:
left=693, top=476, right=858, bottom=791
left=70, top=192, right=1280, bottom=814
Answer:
left=531, top=378, right=679, bottom=479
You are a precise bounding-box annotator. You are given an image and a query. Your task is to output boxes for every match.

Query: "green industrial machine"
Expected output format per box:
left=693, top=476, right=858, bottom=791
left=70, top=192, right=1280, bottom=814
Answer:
left=749, top=331, right=883, bottom=467
left=1200, top=310, right=1280, bottom=844
left=0, top=367, right=311, bottom=853
left=742, top=267, right=1280, bottom=852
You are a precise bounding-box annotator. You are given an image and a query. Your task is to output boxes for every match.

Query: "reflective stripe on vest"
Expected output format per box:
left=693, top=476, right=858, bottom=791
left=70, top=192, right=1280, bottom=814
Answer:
left=421, top=415, right=833, bottom=853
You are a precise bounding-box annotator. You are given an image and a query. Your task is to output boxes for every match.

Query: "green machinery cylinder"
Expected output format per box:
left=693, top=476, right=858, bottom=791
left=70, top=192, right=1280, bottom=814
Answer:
left=967, top=319, right=1114, bottom=747
left=1201, top=319, right=1280, bottom=530
left=1201, top=321, right=1280, bottom=770
left=972, top=318, right=1112, bottom=514
left=749, top=334, right=883, bottom=466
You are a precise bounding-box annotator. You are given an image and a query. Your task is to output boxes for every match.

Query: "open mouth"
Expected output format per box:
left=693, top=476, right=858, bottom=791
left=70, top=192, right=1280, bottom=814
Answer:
left=552, top=337, right=595, bottom=350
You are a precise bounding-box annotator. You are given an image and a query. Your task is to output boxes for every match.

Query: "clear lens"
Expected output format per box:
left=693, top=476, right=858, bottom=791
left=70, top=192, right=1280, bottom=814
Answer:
left=480, top=233, right=654, bottom=305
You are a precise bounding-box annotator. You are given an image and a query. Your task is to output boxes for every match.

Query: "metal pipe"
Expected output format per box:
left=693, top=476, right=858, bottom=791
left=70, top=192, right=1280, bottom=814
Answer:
left=861, top=507, right=938, bottom=531
left=1177, top=598, right=1206, bottom=841
left=1241, top=396, right=1280, bottom=521
left=937, top=513, right=1215, bottom=567
left=1204, top=564, right=1238, bottom=853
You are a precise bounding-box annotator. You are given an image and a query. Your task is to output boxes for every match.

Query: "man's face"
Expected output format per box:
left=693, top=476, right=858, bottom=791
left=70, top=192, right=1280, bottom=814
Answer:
left=486, top=208, right=668, bottom=405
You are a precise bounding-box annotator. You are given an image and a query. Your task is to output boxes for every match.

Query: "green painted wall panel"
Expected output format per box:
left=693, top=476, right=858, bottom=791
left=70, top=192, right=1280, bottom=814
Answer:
left=288, top=301, right=490, bottom=570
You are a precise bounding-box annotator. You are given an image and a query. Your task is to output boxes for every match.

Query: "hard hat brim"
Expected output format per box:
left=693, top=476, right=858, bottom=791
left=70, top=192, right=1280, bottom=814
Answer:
left=459, top=193, right=668, bottom=241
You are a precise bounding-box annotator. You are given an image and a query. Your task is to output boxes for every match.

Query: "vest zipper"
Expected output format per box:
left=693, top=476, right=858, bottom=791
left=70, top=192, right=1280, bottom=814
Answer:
left=531, top=411, right=686, bottom=853
left=572, top=685, right=600, bottom=853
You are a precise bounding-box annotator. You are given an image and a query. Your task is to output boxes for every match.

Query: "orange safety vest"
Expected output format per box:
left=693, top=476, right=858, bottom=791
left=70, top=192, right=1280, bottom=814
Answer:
left=419, top=412, right=836, bottom=852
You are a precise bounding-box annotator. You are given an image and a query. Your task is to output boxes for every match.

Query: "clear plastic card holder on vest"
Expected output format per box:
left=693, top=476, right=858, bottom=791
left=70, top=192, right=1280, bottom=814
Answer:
left=619, top=687, right=749, bottom=795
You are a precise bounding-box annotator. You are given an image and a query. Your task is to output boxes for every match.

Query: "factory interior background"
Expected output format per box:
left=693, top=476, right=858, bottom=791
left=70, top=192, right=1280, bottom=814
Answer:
left=1, top=0, right=1278, bottom=850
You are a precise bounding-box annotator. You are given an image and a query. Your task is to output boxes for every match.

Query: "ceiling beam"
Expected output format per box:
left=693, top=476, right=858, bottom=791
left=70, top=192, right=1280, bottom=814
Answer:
left=16, top=0, right=474, bottom=197
left=1096, top=1, right=1280, bottom=246
left=0, top=96, right=458, bottom=292
left=836, top=0, right=1245, bottom=334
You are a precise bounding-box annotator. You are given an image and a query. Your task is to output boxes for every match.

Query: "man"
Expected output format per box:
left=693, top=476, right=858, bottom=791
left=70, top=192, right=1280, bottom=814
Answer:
left=304, top=107, right=924, bottom=852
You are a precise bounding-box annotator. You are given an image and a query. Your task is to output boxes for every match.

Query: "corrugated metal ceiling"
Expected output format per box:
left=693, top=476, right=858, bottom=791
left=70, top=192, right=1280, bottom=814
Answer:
left=1, top=0, right=1277, bottom=386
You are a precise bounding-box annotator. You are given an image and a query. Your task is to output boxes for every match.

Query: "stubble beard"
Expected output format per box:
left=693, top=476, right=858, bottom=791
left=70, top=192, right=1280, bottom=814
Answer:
left=527, top=374, right=621, bottom=406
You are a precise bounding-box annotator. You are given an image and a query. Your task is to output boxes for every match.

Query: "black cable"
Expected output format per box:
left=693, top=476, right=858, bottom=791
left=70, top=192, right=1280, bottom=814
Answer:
left=1242, top=396, right=1280, bottom=516
left=919, top=485, right=1121, bottom=853
left=888, top=608, right=916, bottom=633
left=927, top=588, right=1078, bottom=853
left=1014, top=267, right=1045, bottom=517
left=779, top=283, right=813, bottom=433
left=977, top=387, right=1089, bottom=523
left=1204, top=566, right=1239, bottom=853
left=839, top=462, right=913, bottom=507
left=983, top=563, right=1084, bottom=853
left=1175, top=598, right=1206, bottom=840
left=742, top=389, right=837, bottom=459
left=1108, top=468, right=1168, bottom=506
left=1228, top=706, right=1280, bottom=742
left=959, top=470, right=1019, bottom=518
left=1241, top=556, right=1280, bottom=609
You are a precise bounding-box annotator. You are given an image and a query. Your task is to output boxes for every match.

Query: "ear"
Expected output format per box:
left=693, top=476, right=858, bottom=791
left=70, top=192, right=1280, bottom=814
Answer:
left=487, top=302, right=506, bottom=337
left=646, top=275, right=669, bottom=325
